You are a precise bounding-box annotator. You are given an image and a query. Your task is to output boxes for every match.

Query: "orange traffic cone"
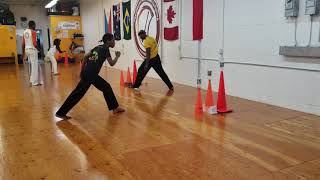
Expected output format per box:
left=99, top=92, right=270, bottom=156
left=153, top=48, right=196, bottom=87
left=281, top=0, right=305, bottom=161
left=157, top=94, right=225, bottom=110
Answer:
left=57, top=53, right=62, bottom=61
left=120, top=70, right=125, bottom=87
left=217, top=71, right=233, bottom=113
left=126, top=67, right=132, bottom=86
left=205, top=79, right=214, bottom=107
left=194, top=87, right=203, bottom=114
left=133, top=60, right=137, bottom=84
left=64, top=52, right=68, bottom=64
left=205, top=79, right=217, bottom=114
left=120, top=86, right=125, bottom=96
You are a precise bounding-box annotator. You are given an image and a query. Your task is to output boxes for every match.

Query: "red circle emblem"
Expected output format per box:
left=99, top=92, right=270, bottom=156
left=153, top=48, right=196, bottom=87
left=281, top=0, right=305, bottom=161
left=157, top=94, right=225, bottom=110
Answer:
left=133, top=0, right=161, bottom=58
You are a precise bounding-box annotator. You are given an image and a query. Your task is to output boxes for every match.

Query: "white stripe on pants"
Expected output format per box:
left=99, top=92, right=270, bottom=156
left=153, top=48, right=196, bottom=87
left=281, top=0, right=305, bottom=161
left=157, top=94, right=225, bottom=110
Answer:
left=48, top=55, right=58, bottom=74
left=26, top=49, right=40, bottom=85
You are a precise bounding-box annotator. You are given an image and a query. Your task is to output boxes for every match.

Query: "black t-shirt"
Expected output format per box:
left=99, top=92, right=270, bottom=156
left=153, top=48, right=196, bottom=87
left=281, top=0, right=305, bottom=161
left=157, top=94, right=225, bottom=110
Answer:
left=81, top=45, right=111, bottom=79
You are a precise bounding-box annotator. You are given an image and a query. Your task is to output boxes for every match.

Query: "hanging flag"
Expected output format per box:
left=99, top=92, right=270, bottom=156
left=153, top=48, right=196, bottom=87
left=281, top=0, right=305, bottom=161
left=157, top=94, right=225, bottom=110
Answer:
left=193, top=0, right=203, bottom=40
left=164, top=0, right=178, bottom=41
left=108, top=9, right=112, bottom=33
left=113, top=3, right=121, bottom=40
left=104, top=9, right=108, bottom=33
left=122, top=0, right=131, bottom=40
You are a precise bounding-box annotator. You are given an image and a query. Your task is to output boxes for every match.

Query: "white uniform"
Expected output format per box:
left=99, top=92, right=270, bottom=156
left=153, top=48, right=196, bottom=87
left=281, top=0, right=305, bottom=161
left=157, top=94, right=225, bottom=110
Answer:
left=23, top=29, right=41, bottom=86
left=46, top=45, right=58, bottom=74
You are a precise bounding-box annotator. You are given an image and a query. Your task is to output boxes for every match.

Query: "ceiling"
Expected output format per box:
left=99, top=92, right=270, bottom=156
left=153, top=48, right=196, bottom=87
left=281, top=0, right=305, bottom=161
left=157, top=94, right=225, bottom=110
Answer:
left=1, top=0, right=78, bottom=6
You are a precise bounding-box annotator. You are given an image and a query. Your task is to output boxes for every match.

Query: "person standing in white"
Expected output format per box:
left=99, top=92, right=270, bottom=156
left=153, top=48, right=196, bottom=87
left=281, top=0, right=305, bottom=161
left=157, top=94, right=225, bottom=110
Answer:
left=22, top=21, right=41, bottom=86
left=46, top=39, right=64, bottom=75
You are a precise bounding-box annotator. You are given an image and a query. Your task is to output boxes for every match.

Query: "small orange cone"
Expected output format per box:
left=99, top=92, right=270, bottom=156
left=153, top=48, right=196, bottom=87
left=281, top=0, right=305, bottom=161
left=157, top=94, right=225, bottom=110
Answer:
left=217, top=71, right=233, bottom=113
left=126, top=67, right=132, bottom=86
left=120, top=70, right=125, bottom=87
left=205, top=79, right=217, bottom=114
left=195, top=87, right=203, bottom=114
left=133, top=60, right=137, bottom=84
left=205, top=80, right=214, bottom=107
left=64, top=52, right=68, bottom=64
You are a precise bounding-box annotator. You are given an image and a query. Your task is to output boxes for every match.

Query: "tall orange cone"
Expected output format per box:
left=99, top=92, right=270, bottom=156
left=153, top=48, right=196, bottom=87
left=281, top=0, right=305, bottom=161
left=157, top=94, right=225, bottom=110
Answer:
left=64, top=52, right=68, bottom=64
left=126, top=67, right=132, bottom=86
left=195, top=87, right=203, bottom=114
left=120, top=70, right=125, bottom=87
left=217, top=71, right=233, bottom=113
left=205, top=79, right=217, bottom=114
left=120, top=86, right=125, bottom=96
left=133, top=60, right=137, bottom=84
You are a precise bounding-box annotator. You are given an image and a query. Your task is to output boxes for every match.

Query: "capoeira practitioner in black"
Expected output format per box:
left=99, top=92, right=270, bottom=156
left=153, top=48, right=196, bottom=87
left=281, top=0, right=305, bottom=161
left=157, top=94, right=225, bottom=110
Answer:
left=55, top=33, right=125, bottom=120
left=129, top=30, right=174, bottom=91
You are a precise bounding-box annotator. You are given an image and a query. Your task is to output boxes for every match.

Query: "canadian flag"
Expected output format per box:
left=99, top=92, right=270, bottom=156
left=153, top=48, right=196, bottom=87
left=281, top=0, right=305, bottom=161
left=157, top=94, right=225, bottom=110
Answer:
left=164, top=0, right=179, bottom=41
left=193, top=0, right=203, bottom=40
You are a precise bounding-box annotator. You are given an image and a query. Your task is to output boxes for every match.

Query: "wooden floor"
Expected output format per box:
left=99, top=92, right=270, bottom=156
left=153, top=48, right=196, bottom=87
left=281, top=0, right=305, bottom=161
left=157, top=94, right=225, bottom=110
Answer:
left=0, top=63, right=320, bottom=180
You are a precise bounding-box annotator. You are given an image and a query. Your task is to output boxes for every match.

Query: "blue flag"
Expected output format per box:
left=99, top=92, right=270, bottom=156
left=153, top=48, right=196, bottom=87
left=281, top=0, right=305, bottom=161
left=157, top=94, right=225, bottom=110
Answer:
left=104, top=9, right=108, bottom=33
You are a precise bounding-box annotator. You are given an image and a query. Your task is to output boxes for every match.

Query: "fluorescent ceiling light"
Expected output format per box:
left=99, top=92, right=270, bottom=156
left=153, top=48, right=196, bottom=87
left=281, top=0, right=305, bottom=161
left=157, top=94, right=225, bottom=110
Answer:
left=45, top=0, right=59, bottom=9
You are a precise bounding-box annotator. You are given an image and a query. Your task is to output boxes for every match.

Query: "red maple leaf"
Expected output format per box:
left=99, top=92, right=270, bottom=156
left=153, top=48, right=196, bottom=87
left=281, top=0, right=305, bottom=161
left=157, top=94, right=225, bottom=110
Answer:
left=167, top=5, right=176, bottom=24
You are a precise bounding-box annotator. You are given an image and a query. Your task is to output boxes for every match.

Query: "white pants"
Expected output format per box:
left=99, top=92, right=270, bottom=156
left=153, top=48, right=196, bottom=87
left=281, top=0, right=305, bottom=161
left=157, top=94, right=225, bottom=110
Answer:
left=47, top=55, right=58, bottom=74
left=26, top=49, right=41, bottom=86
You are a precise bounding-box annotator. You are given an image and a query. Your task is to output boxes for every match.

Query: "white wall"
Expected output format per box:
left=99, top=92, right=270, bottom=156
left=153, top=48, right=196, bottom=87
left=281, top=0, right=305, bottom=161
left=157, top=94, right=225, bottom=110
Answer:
left=80, top=0, right=320, bottom=116
left=9, top=4, right=50, bottom=55
left=80, top=0, right=104, bottom=51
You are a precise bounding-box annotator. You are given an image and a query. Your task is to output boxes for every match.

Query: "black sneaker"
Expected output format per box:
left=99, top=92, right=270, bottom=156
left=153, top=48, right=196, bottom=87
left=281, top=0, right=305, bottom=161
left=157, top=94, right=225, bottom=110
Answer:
left=127, top=84, right=134, bottom=88
left=55, top=113, right=71, bottom=120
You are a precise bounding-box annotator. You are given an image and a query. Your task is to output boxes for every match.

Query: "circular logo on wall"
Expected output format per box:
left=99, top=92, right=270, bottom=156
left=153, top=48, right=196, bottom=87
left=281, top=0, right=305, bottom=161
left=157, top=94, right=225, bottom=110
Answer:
left=133, top=0, right=160, bottom=58
left=21, top=21, right=28, bottom=29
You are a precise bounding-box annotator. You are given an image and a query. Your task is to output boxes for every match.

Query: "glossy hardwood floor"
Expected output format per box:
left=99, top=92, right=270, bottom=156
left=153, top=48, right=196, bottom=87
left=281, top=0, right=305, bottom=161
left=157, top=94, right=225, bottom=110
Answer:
left=0, top=63, right=320, bottom=180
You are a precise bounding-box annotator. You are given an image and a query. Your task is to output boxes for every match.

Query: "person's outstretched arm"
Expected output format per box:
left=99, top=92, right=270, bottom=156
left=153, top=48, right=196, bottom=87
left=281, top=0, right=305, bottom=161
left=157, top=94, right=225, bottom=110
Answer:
left=56, top=44, right=64, bottom=53
left=106, top=51, right=121, bottom=66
